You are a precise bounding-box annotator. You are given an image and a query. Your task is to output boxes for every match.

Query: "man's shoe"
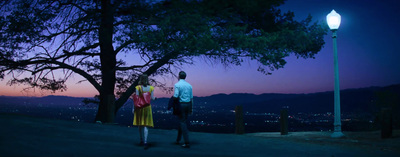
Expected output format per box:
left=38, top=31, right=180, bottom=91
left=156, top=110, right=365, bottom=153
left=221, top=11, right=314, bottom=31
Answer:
left=181, top=144, right=190, bottom=148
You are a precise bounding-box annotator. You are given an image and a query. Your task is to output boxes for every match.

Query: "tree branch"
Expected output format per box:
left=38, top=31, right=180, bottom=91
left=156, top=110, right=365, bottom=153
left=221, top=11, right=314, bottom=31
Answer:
left=114, top=40, right=134, bottom=55
left=60, top=43, right=101, bottom=58
left=47, top=60, right=102, bottom=92
left=2, top=57, right=102, bottom=93
left=115, top=59, right=156, bottom=71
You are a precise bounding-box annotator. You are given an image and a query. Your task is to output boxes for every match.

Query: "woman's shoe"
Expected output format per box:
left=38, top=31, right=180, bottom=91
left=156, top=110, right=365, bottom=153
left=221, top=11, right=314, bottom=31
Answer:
left=181, top=143, right=190, bottom=148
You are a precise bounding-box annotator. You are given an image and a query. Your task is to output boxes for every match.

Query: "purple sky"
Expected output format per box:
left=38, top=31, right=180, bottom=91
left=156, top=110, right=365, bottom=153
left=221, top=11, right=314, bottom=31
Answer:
left=174, top=0, right=400, bottom=97
left=1, top=0, right=399, bottom=98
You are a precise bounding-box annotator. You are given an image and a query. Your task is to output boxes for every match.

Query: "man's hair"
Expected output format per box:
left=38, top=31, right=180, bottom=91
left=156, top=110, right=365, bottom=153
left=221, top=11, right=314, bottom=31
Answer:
left=179, top=71, right=186, bottom=79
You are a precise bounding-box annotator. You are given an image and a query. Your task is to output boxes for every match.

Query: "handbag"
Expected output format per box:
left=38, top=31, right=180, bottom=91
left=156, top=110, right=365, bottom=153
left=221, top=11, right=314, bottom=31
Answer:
left=133, top=86, right=151, bottom=108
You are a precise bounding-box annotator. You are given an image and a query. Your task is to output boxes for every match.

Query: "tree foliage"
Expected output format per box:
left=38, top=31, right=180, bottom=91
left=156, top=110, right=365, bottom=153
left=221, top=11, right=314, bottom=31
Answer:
left=0, top=0, right=328, bottom=122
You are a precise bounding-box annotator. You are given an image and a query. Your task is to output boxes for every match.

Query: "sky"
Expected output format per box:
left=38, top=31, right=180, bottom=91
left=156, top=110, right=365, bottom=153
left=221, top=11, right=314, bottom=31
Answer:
left=1, top=0, right=400, bottom=98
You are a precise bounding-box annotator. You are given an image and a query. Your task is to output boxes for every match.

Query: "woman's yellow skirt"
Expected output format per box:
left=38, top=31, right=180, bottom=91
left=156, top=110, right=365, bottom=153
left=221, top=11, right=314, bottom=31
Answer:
left=133, top=105, right=154, bottom=127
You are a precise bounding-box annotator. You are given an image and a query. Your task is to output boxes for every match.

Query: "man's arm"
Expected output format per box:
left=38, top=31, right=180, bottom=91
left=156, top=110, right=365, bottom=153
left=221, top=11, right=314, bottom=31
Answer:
left=173, top=84, right=180, bottom=103
left=190, top=85, right=193, bottom=113
left=189, top=98, right=194, bottom=114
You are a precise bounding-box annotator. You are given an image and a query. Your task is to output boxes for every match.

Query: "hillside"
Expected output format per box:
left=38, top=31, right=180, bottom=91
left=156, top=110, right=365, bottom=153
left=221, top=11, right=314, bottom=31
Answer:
left=191, top=84, right=400, bottom=114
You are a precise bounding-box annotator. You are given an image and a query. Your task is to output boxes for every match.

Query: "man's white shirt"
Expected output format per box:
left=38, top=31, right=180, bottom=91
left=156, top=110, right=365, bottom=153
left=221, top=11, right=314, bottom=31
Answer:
left=173, top=79, right=193, bottom=103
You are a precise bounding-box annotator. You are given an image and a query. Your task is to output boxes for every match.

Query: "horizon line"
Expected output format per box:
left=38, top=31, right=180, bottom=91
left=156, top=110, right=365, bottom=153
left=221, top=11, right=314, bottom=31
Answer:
left=1, top=83, right=398, bottom=98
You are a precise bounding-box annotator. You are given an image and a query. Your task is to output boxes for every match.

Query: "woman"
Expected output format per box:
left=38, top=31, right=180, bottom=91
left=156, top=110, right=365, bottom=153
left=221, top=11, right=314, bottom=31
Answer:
left=132, top=74, right=155, bottom=149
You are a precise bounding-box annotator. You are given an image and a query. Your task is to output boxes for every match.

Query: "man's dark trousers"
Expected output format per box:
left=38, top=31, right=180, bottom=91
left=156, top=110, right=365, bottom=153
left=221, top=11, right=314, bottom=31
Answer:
left=177, top=102, right=191, bottom=144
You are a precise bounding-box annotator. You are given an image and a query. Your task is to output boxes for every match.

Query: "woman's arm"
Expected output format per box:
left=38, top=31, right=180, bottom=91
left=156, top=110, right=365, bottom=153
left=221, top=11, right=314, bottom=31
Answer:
left=151, top=90, right=156, bottom=100
left=136, top=86, right=140, bottom=96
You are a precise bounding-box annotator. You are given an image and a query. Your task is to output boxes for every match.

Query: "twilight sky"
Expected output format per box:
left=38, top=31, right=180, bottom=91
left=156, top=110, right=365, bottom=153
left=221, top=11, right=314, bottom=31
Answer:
left=1, top=0, right=399, bottom=98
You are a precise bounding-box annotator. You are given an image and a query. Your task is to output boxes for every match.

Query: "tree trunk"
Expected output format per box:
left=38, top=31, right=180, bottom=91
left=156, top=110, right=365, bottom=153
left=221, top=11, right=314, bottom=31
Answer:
left=95, top=0, right=117, bottom=123
left=95, top=94, right=116, bottom=123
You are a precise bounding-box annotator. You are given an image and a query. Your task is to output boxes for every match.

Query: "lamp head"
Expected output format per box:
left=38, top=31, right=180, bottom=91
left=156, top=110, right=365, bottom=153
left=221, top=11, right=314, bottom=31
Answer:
left=327, top=10, right=341, bottom=30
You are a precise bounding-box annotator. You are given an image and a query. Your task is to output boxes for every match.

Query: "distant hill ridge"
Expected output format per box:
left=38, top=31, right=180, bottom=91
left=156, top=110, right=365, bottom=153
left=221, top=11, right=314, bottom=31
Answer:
left=1, top=84, right=399, bottom=114
left=193, top=84, right=400, bottom=113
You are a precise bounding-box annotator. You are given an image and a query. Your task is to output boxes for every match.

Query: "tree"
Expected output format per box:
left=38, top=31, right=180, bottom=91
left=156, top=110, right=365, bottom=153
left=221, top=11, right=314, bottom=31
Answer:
left=0, top=0, right=327, bottom=123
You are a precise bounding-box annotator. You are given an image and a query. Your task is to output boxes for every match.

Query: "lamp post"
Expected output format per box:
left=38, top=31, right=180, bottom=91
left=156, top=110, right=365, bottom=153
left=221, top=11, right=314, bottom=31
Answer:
left=327, top=10, right=344, bottom=138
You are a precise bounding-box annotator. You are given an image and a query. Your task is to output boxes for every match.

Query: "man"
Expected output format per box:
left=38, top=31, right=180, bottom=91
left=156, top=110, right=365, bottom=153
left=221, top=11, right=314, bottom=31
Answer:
left=173, top=71, right=193, bottom=148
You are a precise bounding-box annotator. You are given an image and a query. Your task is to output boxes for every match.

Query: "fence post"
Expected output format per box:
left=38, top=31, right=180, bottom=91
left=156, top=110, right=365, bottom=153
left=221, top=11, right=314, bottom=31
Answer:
left=381, top=108, right=392, bottom=139
left=235, top=105, right=245, bottom=134
left=280, top=108, right=288, bottom=135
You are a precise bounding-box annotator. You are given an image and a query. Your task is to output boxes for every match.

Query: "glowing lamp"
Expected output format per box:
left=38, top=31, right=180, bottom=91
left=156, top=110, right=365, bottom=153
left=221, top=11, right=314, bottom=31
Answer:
left=326, top=10, right=341, bottom=30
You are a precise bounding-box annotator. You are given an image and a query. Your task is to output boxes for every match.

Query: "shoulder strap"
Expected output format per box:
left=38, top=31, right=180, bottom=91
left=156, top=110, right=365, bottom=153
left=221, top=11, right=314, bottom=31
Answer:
left=137, top=85, right=143, bottom=95
left=141, top=85, right=145, bottom=95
